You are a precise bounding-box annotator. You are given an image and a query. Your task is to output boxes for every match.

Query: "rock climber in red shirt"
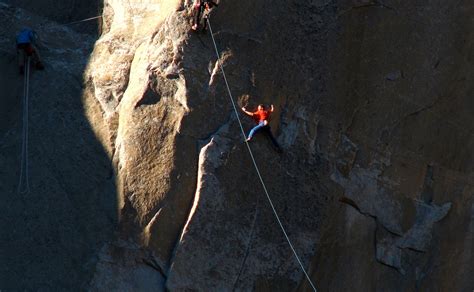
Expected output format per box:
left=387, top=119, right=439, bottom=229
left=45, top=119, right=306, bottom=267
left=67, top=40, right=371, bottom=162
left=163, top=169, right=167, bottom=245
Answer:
left=241, top=104, right=282, bottom=152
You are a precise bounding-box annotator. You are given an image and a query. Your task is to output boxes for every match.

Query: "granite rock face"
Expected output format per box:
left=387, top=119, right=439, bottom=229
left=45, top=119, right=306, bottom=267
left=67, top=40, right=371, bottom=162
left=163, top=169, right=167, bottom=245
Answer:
left=0, top=2, right=116, bottom=290
left=307, top=0, right=474, bottom=290
left=1, top=0, right=472, bottom=291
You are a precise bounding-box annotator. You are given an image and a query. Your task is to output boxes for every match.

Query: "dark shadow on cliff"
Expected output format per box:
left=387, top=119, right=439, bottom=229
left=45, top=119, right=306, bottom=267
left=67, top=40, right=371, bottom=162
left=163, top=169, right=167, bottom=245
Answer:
left=0, top=2, right=117, bottom=290
left=6, top=0, right=103, bottom=35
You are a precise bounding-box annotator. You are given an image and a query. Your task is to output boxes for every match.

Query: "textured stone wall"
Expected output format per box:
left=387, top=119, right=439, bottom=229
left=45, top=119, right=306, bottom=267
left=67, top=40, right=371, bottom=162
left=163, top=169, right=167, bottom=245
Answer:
left=85, top=0, right=473, bottom=290
left=306, top=0, right=473, bottom=290
left=1, top=0, right=472, bottom=290
left=0, top=2, right=117, bottom=290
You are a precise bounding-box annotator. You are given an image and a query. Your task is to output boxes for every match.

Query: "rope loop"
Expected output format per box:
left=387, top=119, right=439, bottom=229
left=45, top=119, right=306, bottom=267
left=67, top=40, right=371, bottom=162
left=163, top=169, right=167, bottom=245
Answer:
left=18, top=56, right=31, bottom=194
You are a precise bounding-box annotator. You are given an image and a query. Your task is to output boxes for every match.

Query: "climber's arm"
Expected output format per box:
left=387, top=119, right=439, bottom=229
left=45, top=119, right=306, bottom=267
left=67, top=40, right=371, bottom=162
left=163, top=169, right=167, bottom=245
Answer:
left=241, top=107, right=253, bottom=117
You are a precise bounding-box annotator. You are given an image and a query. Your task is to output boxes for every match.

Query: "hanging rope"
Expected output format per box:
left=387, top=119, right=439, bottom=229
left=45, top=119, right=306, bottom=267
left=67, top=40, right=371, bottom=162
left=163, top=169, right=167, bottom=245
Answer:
left=62, top=15, right=102, bottom=26
left=18, top=56, right=31, bottom=194
left=206, top=18, right=318, bottom=292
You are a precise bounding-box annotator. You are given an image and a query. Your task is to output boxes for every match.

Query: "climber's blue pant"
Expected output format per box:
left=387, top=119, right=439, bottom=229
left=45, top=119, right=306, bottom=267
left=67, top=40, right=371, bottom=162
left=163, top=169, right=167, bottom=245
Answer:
left=248, top=121, right=266, bottom=140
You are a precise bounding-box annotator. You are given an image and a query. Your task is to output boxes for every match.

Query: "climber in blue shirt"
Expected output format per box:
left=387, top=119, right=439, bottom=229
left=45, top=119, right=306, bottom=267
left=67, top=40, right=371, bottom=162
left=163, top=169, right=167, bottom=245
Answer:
left=16, top=28, right=44, bottom=74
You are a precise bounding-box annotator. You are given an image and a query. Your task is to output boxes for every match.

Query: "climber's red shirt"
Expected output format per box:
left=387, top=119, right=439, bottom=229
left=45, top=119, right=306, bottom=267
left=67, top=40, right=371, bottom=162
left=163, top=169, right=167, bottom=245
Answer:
left=252, top=109, right=270, bottom=123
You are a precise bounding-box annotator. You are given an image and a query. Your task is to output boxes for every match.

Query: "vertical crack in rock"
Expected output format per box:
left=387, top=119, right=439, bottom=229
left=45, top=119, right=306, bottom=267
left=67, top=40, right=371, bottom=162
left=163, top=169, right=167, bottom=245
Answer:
left=165, top=120, right=237, bottom=290
left=232, top=198, right=260, bottom=290
left=164, top=113, right=242, bottom=282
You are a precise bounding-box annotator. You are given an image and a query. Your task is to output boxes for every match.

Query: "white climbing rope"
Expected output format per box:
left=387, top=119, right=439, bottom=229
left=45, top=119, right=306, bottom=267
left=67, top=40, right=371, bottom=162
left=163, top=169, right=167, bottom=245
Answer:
left=62, top=15, right=102, bottom=26
left=206, top=19, right=318, bottom=292
left=18, top=56, right=31, bottom=194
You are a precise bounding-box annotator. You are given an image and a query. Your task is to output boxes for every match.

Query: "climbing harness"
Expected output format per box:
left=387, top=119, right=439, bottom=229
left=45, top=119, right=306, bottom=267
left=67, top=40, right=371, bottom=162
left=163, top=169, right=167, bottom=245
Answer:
left=206, top=18, right=318, bottom=292
left=18, top=56, right=31, bottom=194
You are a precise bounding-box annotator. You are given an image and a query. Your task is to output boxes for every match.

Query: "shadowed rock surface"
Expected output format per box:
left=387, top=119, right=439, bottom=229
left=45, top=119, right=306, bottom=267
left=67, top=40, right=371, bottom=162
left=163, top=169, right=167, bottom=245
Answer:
left=1, top=0, right=472, bottom=291
left=0, top=2, right=117, bottom=290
